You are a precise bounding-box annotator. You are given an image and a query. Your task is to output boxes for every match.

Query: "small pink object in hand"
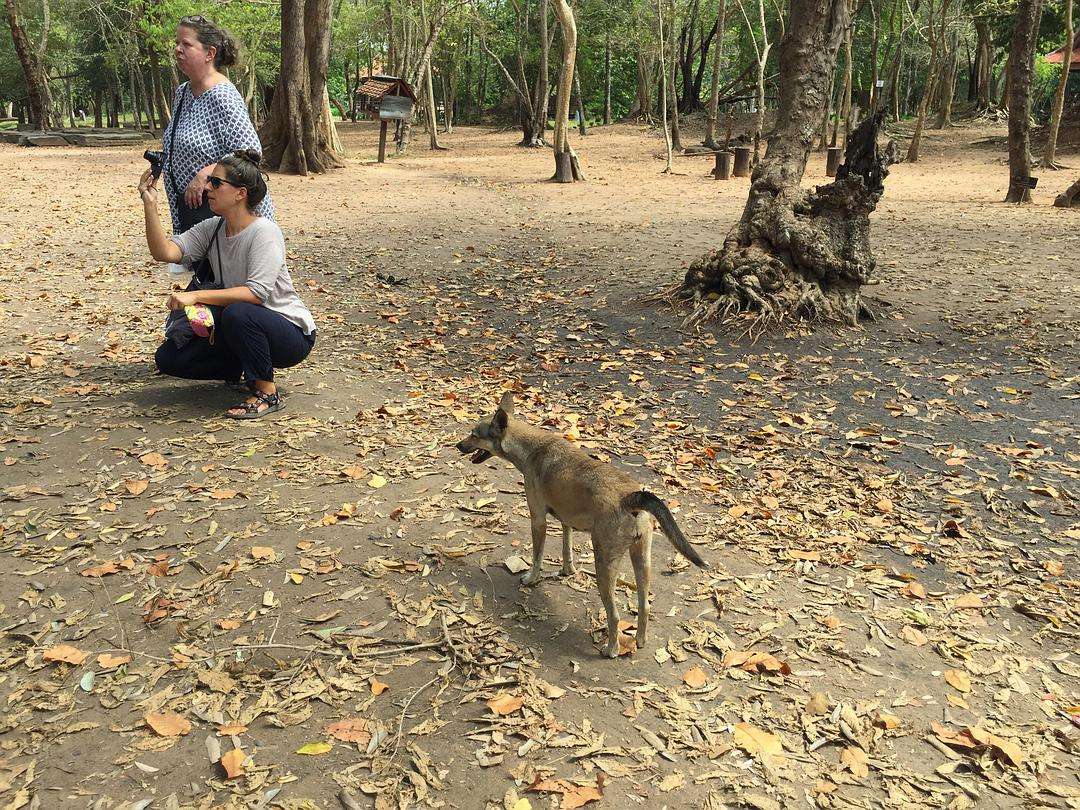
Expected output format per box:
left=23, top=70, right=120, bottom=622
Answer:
left=184, top=304, right=215, bottom=342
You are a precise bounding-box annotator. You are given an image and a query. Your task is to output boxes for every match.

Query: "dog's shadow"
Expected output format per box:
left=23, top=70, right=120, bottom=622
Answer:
left=449, top=560, right=634, bottom=664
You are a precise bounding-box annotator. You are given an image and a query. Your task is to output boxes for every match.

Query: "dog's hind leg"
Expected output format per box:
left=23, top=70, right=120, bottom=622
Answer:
left=629, top=527, right=652, bottom=648
left=560, top=524, right=576, bottom=576
left=593, top=539, right=621, bottom=658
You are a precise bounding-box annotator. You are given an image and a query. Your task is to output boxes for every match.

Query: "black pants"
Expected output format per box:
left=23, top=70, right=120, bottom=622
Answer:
left=155, top=303, right=314, bottom=384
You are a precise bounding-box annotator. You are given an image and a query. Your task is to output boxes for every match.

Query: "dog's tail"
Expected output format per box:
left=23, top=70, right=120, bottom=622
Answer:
left=622, top=491, right=709, bottom=569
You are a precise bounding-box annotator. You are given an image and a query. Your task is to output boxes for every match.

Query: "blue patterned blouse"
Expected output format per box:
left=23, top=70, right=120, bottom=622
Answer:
left=162, top=80, right=275, bottom=233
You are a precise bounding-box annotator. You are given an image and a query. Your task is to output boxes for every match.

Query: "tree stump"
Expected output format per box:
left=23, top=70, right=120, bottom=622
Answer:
left=825, top=146, right=842, bottom=176
left=1054, top=177, right=1080, bottom=208
left=678, top=111, right=896, bottom=328
left=733, top=146, right=752, bottom=177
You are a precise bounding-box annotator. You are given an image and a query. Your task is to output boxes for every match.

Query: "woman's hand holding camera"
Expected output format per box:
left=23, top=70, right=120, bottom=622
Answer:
left=138, top=169, right=159, bottom=205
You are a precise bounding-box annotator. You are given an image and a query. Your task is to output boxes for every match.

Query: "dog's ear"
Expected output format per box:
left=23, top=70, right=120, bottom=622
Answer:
left=492, top=407, right=508, bottom=437
left=498, top=391, right=515, bottom=416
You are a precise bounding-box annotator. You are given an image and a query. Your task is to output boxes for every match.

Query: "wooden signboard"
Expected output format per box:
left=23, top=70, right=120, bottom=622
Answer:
left=378, top=95, right=414, bottom=121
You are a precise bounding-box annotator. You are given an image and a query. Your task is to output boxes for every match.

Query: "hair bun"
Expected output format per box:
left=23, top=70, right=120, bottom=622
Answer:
left=236, top=149, right=263, bottom=167
left=217, top=33, right=239, bottom=67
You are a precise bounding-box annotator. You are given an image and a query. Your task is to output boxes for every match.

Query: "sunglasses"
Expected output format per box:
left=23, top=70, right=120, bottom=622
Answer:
left=207, top=176, right=243, bottom=190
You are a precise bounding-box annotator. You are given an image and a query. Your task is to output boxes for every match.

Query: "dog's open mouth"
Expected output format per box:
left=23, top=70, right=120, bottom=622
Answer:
left=470, top=449, right=492, bottom=463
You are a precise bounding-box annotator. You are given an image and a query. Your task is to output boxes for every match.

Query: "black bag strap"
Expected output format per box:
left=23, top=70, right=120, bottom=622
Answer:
left=194, top=219, right=226, bottom=286
left=166, top=85, right=189, bottom=196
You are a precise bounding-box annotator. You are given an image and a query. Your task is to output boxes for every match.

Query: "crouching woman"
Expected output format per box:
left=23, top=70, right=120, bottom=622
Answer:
left=138, top=150, right=315, bottom=419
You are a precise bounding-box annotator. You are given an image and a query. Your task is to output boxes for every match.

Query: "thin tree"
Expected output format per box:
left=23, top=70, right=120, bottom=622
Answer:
left=658, top=0, right=674, bottom=171
left=906, top=0, right=946, bottom=163
left=674, top=0, right=897, bottom=327
left=551, top=0, right=583, bottom=180
left=735, top=0, right=771, bottom=165
left=261, top=0, right=344, bottom=174
left=704, top=0, right=729, bottom=148
left=420, top=0, right=448, bottom=149
left=1045, top=0, right=1073, bottom=168
left=1005, top=0, right=1044, bottom=202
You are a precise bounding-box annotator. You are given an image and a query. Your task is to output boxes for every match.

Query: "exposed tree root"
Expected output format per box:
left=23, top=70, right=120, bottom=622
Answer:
left=672, top=111, right=894, bottom=330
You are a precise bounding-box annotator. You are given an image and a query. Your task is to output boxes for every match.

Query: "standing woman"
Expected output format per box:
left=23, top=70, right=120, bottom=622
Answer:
left=164, top=15, right=274, bottom=235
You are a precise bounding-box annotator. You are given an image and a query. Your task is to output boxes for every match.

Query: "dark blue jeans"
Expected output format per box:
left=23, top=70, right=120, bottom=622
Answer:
left=155, top=302, right=314, bottom=384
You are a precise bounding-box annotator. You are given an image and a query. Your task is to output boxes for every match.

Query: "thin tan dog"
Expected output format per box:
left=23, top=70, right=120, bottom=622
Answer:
left=456, top=393, right=709, bottom=658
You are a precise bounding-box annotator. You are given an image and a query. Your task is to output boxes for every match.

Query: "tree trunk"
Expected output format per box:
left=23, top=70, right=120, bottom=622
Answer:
left=677, top=0, right=894, bottom=327
left=704, top=0, right=728, bottom=147
left=574, top=67, right=587, bottom=135
left=1005, top=0, right=1044, bottom=203
left=667, top=0, right=685, bottom=152
left=840, top=0, right=853, bottom=148
left=129, top=68, right=142, bottom=129
left=536, top=0, right=552, bottom=144
left=604, top=34, right=613, bottom=124
left=419, top=0, right=446, bottom=149
left=974, top=17, right=993, bottom=110
left=4, top=0, right=51, bottom=130
left=261, top=0, right=344, bottom=174
left=1045, top=0, right=1073, bottom=167
left=93, top=87, right=103, bottom=127
left=149, top=46, right=171, bottom=125
left=626, top=50, right=654, bottom=121
left=906, top=0, right=945, bottom=162
left=441, top=60, right=455, bottom=133
left=551, top=0, right=583, bottom=181
left=658, top=0, right=674, bottom=171
left=934, top=33, right=958, bottom=128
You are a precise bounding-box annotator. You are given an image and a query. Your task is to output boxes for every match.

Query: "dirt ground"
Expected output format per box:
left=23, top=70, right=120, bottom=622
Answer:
left=0, top=117, right=1077, bottom=810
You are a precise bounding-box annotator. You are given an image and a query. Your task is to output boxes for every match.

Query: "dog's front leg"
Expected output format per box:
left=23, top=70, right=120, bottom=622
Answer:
left=521, top=487, right=547, bottom=586
left=560, top=525, right=576, bottom=576
left=521, top=513, right=546, bottom=586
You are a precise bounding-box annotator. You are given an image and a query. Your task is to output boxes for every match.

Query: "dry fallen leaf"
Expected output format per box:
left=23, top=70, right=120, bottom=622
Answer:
left=805, top=693, right=830, bottom=715
left=840, top=746, right=870, bottom=778
left=945, top=669, right=972, bottom=693
left=723, top=650, right=791, bottom=675
left=220, top=748, right=245, bottom=778
left=146, top=711, right=191, bottom=737
left=486, top=693, right=524, bottom=716
left=124, top=478, right=149, bottom=496
left=197, top=670, right=236, bottom=694
left=732, top=722, right=784, bottom=763
left=953, top=594, right=984, bottom=610
left=139, top=452, right=168, bottom=469
left=682, top=666, right=708, bottom=688
left=325, top=718, right=372, bottom=743
left=43, top=644, right=88, bottom=665
left=900, top=625, right=928, bottom=646
left=296, top=741, right=333, bottom=755
left=80, top=561, right=120, bottom=578
left=250, top=546, right=276, bottom=561
left=369, top=678, right=389, bottom=695
left=97, top=653, right=130, bottom=669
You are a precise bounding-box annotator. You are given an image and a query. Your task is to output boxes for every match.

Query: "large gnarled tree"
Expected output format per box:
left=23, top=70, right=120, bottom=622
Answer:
left=261, top=0, right=344, bottom=174
left=674, top=0, right=896, bottom=327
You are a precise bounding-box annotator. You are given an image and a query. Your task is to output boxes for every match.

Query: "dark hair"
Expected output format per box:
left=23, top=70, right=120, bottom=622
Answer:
left=218, top=150, right=268, bottom=210
left=178, top=15, right=239, bottom=69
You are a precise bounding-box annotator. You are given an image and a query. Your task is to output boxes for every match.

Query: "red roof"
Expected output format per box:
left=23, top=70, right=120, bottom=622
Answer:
left=1046, top=31, right=1080, bottom=69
